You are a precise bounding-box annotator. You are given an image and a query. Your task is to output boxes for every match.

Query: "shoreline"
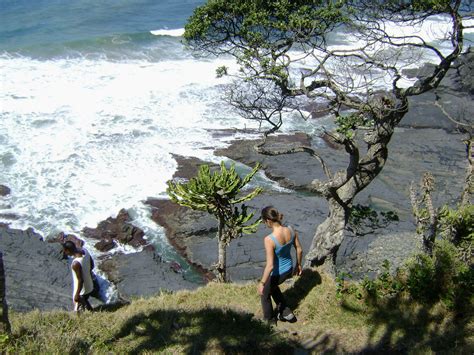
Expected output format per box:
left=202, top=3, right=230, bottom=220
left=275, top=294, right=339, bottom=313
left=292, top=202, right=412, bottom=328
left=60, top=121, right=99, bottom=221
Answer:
left=0, top=49, right=472, bottom=312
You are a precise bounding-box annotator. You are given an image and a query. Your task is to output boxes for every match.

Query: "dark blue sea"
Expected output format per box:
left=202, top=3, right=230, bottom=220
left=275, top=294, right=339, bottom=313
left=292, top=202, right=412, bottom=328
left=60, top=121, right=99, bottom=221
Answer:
left=0, top=0, right=206, bottom=58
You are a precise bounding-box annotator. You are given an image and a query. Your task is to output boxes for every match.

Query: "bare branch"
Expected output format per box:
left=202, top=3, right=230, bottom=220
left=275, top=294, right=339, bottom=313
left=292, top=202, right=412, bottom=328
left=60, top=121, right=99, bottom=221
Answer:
left=433, top=94, right=474, bottom=131
left=254, top=137, right=333, bottom=184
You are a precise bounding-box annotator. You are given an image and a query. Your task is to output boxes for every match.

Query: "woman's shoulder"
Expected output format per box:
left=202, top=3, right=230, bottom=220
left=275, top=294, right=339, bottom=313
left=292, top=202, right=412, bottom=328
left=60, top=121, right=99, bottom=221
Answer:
left=264, top=234, right=276, bottom=248
left=264, top=233, right=276, bottom=241
left=284, top=225, right=294, bottom=234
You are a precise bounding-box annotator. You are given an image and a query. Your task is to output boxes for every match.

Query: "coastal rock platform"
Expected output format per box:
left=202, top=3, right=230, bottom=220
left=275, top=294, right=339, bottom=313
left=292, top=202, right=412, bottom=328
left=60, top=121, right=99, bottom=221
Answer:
left=99, top=250, right=199, bottom=299
left=147, top=49, right=471, bottom=281
left=149, top=125, right=466, bottom=282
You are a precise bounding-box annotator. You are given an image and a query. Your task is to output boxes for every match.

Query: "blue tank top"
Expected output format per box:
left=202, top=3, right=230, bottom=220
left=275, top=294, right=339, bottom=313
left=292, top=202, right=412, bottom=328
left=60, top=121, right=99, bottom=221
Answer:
left=270, top=226, right=294, bottom=276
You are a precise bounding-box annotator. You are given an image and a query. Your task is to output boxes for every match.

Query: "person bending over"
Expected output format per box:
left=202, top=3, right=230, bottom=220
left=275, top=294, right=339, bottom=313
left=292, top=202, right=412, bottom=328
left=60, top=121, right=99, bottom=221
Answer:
left=258, top=206, right=303, bottom=325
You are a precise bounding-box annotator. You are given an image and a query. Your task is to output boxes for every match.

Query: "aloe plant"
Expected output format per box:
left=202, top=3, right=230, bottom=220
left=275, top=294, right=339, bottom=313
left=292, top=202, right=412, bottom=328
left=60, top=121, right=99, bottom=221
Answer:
left=167, top=162, right=263, bottom=282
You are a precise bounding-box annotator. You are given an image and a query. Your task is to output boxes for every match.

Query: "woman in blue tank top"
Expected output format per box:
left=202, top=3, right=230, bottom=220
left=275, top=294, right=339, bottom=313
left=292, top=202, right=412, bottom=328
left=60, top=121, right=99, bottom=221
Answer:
left=258, top=206, right=303, bottom=324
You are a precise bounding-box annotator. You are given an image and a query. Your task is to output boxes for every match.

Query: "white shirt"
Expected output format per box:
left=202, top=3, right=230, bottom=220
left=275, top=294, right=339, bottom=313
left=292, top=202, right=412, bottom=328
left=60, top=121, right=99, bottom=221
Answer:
left=71, top=248, right=94, bottom=297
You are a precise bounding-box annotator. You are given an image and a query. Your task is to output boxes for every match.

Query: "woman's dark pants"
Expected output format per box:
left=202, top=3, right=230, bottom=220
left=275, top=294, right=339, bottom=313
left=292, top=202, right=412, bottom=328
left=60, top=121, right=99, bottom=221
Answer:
left=261, top=270, right=292, bottom=320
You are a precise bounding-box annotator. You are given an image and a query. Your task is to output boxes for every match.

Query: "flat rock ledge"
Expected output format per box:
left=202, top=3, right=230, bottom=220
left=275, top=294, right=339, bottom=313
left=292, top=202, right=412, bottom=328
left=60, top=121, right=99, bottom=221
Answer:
left=214, top=127, right=466, bottom=279
left=99, top=250, right=199, bottom=299
left=147, top=155, right=326, bottom=282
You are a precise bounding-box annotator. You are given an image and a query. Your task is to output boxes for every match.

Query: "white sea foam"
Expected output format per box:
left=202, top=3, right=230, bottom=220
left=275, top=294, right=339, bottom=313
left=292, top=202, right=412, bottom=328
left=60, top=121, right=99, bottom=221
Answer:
left=150, top=28, right=185, bottom=37
left=0, top=55, right=239, bottom=237
left=0, top=48, right=320, bottom=242
left=282, top=14, right=473, bottom=94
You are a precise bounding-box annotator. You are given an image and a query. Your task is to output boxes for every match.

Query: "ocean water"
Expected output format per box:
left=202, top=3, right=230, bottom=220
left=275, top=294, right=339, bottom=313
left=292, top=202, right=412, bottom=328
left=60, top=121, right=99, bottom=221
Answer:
left=1, top=1, right=472, bottom=268
left=0, top=0, right=312, bottom=275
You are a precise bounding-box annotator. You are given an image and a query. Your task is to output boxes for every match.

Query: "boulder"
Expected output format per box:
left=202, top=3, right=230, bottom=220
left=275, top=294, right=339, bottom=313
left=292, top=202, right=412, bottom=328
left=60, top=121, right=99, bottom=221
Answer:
left=82, top=208, right=149, bottom=250
left=48, top=232, right=85, bottom=249
left=94, top=239, right=117, bottom=252
left=0, top=226, right=71, bottom=311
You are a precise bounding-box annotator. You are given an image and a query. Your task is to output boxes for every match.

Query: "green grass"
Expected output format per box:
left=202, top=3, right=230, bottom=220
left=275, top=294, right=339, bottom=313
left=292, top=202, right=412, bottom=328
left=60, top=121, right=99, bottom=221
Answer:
left=1, top=268, right=472, bottom=354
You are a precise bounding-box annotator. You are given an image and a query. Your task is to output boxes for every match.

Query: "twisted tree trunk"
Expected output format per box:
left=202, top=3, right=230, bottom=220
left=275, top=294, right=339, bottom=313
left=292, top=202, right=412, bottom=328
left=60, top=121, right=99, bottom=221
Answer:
left=305, top=102, right=406, bottom=267
left=304, top=197, right=347, bottom=270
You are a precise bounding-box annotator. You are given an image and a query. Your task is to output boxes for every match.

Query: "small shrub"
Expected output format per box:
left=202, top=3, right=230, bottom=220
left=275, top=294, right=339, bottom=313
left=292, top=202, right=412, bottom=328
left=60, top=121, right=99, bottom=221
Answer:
left=336, top=272, right=363, bottom=300
left=348, top=205, right=399, bottom=236
left=357, top=237, right=473, bottom=311
left=359, top=260, right=405, bottom=303
left=438, top=204, right=474, bottom=263
left=338, top=232, right=472, bottom=313
left=405, top=252, right=437, bottom=304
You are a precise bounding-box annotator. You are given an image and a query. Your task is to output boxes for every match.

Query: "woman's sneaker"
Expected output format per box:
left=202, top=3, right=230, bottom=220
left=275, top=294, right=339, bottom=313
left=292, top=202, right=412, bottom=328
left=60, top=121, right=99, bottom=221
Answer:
left=278, top=308, right=297, bottom=323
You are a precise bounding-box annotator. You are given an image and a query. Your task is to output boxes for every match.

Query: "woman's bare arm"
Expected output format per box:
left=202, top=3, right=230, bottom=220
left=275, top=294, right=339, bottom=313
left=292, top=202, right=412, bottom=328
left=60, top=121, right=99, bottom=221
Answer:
left=294, top=231, right=303, bottom=275
left=258, top=236, right=274, bottom=295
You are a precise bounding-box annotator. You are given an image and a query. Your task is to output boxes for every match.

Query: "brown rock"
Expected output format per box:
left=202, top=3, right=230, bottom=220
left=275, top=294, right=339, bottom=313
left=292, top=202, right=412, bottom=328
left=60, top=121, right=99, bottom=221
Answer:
left=94, top=239, right=116, bottom=252
left=81, top=209, right=149, bottom=250
left=48, top=232, right=84, bottom=248
left=171, top=154, right=218, bottom=180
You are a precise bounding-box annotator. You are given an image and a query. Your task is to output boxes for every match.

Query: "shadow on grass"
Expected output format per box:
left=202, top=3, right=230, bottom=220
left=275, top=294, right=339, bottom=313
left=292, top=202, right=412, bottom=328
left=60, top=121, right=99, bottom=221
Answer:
left=92, top=299, right=130, bottom=313
left=284, top=268, right=473, bottom=353
left=281, top=269, right=350, bottom=353
left=342, top=293, right=474, bottom=354
left=102, top=307, right=295, bottom=354
left=283, top=268, right=322, bottom=311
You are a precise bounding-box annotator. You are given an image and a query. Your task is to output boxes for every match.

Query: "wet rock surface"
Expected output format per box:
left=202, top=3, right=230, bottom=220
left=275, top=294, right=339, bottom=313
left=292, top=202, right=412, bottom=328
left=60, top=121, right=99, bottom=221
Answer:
left=82, top=208, right=149, bottom=252
left=48, top=232, right=85, bottom=248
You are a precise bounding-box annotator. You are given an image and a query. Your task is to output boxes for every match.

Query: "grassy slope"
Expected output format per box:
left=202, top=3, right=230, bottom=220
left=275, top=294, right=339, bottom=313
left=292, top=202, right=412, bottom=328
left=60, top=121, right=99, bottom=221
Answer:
left=2, top=268, right=473, bottom=354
